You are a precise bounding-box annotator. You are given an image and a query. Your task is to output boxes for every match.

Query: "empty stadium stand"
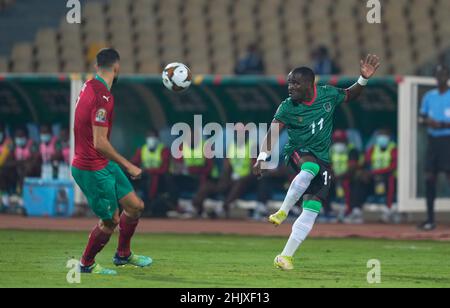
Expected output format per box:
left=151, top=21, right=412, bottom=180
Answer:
left=0, top=0, right=449, bottom=75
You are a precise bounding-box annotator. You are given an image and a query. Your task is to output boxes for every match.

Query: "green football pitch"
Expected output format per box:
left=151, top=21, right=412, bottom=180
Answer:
left=0, top=230, right=449, bottom=288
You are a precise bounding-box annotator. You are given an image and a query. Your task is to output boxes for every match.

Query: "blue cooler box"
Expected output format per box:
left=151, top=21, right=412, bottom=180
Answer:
left=23, top=178, right=75, bottom=217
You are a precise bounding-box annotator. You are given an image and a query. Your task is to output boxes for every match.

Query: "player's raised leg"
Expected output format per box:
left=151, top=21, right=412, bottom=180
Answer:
left=274, top=196, right=322, bottom=270
left=269, top=158, right=320, bottom=226
left=113, top=190, right=153, bottom=267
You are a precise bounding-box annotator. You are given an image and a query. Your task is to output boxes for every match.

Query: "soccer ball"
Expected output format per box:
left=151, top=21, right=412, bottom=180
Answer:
left=162, top=62, right=192, bottom=92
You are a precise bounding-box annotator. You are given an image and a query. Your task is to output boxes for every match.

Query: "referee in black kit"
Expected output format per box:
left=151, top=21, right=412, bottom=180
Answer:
left=418, top=64, right=450, bottom=231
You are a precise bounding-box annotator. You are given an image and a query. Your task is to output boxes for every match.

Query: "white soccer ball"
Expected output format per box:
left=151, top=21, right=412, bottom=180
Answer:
left=162, top=62, right=192, bottom=92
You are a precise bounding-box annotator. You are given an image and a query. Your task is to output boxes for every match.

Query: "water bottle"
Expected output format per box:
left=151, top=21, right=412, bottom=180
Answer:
left=58, top=163, right=70, bottom=180
left=41, top=163, right=52, bottom=180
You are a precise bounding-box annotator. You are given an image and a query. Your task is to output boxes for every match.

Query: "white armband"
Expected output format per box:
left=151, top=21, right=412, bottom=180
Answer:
left=358, top=76, right=369, bottom=86
left=257, top=152, right=269, bottom=162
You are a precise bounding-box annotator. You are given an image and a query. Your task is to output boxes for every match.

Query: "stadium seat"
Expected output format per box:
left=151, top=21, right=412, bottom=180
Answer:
left=60, top=45, right=84, bottom=63
left=0, top=56, right=8, bottom=72
left=83, top=2, right=105, bottom=20
left=3, top=0, right=450, bottom=75
left=62, top=58, right=86, bottom=73
left=35, top=28, right=57, bottom=47
left=435, top=1, right=450, bottom=39
left=82, top=21, right=107, bottom=55
left=59, top=32, right=83, bottom=52
left=11, top=61, right=33, bottom=73
left=108, top=0, right=130, bottom=14
left=36, top=61, right=59, bottom=73
left=109, top=18, right=133, bottom=35
left=137, top=61, right=161, bottom=74
left=287, top=49, right=310, bottom=70
left=11, top=42, right=33, bottom=61
left=36, top=47, right=58, bottom=65
left=190, top=61, right=211, bottom=74
left=119, top=59, right=136, bottom=74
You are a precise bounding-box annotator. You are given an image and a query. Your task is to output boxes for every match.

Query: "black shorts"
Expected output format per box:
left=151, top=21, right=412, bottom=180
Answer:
left=289, top=150, right=332, bottom=203
left=426, top=136, right=450, bottom=173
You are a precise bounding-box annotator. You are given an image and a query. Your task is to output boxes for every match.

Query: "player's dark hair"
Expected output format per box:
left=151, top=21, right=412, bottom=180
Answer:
left=96, top=48, right=120, bottom=69
left=292, top=67, right=316, bottom=84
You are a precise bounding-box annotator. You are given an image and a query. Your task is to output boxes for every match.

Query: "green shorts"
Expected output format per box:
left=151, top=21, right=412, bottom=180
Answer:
left=71, top=161, right=134, bottom=220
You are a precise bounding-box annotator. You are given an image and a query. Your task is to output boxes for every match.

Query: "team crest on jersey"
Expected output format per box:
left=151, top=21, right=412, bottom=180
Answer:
left=298, top=117, right=303, bottom=123
left=323, top=102, right=332, bottom=113
left=95, top=108, right=107, bottom=123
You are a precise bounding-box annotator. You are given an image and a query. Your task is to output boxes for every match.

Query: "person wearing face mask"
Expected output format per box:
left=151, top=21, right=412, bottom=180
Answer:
left=131, top=129, right=171, bottom=216
left=328, top=130, right=361, bottom=221
left=38, top=124, right=58, bottom=164
left=346, top=129, right=398, bottom=224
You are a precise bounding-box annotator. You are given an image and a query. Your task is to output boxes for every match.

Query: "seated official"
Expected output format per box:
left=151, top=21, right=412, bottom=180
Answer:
left=347, top=129, right=397, bottom=223
left=131, top=129, right=172, bottom=217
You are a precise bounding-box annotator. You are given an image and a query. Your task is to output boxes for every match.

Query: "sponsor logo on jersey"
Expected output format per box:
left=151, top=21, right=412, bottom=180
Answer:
left=95, top=108, right=107, bottom=123
left=324, top=102, right=332, bottom=113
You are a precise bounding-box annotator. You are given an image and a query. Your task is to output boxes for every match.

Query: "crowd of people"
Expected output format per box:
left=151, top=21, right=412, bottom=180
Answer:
left=128, top=124, right=398, bottom=223
left=0, top=121, right=398, bottom=222
left=0, top=123, right=70, bottom=213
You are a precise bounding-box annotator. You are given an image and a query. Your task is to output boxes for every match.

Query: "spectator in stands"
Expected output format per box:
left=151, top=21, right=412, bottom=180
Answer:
left=131, top=128, right=173, bottom=217
left=193, top=123, right=257, bottom=218
left=328, top=130, right=362, bottom=218
left=234, top=43, right=265, bottom=75
left=312, top=46, right=340, bottom=75
left=346, top=129, right=398, bottom=224
left=418, top=64, right=450, bottom=231
left=172, top=129, right=217, bottom=217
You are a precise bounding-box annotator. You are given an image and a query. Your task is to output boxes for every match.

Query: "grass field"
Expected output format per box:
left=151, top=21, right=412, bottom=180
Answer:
left=0, top=230, right=449, bottom=288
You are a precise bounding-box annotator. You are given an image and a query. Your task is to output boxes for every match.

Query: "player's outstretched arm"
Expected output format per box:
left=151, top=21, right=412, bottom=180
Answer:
left=253, top=119, right=285, bottom=177
left=93, top=125, right=142, bottom=180
left=345, top=54, right=381, bottom=102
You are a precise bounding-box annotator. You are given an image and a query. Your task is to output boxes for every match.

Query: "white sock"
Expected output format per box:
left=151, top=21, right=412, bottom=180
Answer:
left=279, top=171, right=315, bottom=214
left=281, top=209, right=318, bottom=257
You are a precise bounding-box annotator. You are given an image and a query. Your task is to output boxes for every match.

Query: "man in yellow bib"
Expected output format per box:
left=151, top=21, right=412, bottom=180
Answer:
left=131, top=129, right=171, bottom=216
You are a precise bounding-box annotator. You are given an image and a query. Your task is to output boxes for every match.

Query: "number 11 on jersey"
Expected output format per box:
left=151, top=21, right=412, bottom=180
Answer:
left=311, top=118, right=324, bottom=135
